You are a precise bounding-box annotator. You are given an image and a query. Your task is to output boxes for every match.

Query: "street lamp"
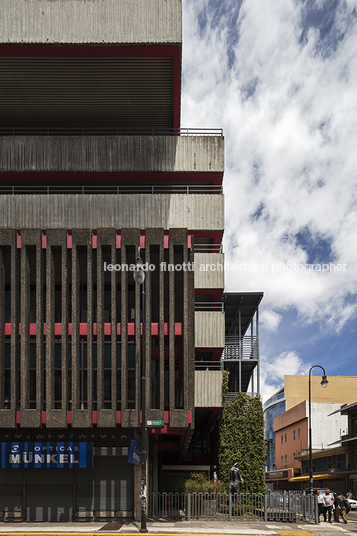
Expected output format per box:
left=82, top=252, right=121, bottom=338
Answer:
left=309, top=365, right=328, bottom=494
left=133, top=248, right=148, bottom=532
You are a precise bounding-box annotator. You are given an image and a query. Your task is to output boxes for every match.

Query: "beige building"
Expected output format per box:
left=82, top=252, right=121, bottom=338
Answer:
left=284, top=375, right=357, bottom=410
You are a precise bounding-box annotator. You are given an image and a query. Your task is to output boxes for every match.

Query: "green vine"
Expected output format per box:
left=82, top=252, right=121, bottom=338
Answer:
left=218, top=391, right=266, bottom=494
left=222, top=370, right=229, bottom=404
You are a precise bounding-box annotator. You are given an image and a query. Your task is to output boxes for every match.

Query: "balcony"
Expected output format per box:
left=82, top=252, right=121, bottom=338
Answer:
left=0, top=133, right=224, bottom=174
left=195, top=370, right=223, bottom=408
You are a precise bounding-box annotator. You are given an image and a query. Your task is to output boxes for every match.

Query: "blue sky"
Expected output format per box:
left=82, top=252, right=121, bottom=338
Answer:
left=182, top=0, right=357, bottom=400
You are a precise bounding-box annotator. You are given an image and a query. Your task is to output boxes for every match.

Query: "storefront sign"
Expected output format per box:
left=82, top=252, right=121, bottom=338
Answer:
left=265, top=470, right=288, bottom=479
left=0, top=442, right=93, bottom=469
left=127, top=439, right=141, bottom=466
left=146, top=420, right=164, bottom=428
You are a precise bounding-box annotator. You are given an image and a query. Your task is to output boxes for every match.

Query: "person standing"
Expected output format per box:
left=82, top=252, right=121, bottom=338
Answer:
left=322, top=488, right=334, bottom=523
left=346, top=490, right=353, bottom=500
left=334, top=493, right=348, bottom=524
left=316, top=490, right=324, bottom=520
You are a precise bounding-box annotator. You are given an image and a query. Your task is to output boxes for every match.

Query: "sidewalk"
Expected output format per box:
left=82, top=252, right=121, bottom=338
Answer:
left=0, top=519, right=356, bottom=536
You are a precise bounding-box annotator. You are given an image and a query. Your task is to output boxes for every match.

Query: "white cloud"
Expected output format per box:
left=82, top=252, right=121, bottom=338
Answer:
left=260, top=309, right=282, bottom=332
left=260, top=350, right=308, bottom=403
left=182, top=0, right=357, bottom=331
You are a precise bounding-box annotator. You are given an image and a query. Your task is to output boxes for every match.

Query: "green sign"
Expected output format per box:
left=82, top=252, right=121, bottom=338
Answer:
left=146, top=420, right=164, bottom=428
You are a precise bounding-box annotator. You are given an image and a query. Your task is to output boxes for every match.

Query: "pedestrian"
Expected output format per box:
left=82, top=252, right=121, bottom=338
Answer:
left=322, top=488, right=334, bottom=523
left=316, top=490, right=324, bottom=520
left=334, top=493, right=348, bottom=524
left=346, top=490, right=354, bottom=500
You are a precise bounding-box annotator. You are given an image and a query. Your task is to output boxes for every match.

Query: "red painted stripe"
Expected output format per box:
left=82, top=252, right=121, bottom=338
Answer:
left=173, top=48, right=181, bottom=130
left=67, top=233, right=72, bottom=249
left=67, top=411, right=72, bottom=425
left=164, top=234, right=169, bottom=249
left=0, top=44, right=180, bottom=58
left=17, top=233, right=21, bottom=248
left=0, top=171, right=223, bottom=185
left=188, top=410, right=192, bottom=424
left=116, top=232, right=121, bottom=249
left=92, top=411, right=97, bottom=425
left=42, top=411, right=46, bottom=425
left=187, top=235, right=191, bottom=249
left=92, top=232, right=97, bottom=249
left=6, top=322, right=182, bottom=337
left=116, top=411, right=121, bottom=424
left=16, top=411, right=21, bottom=424
left=42, top=233, right=47, bottom=249
left=164, top=411, right=169, bottom=424
left=140, top=235, right=145, bottom=249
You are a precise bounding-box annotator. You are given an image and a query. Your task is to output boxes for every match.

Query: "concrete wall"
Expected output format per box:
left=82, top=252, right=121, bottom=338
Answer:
left=194, top=253, right=224, bottom=289
left=195, top=311, right=225, bottom=348
left=0, top=136, right=224, bottom=173
left=285, top=375, right=357, bottom=410
left=195, top=371, right=223, bottom=408
left=0, top=194, right=224, bottom=230
left=0, top=0, right=182, bottom=44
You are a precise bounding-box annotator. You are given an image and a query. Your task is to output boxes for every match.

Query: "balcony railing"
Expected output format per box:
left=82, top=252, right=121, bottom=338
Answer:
left=195, top=360, right=221, bottom=370
left=0, top=184, right=222, bottom=195
left=195, top=302, right=224, bottom=312
left=221, top=336, right=258, bottom=360
left=0, top=127, right=223, bottom=137
left=194, top=244, right=223, bottom=253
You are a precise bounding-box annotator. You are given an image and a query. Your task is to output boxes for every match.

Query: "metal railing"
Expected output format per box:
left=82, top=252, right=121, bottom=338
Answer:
left=195, top=360, right=221, bottom=371
left=226, top=391, right=259, bottom=400
left=222, top=336, right=258, bottom=360
left=195, top=302, right=224, bottom=312
left=0, top=127, right=223, bottom=137
left=0, top=184, right=222, bottom=195
left=149, top=491, right=318, bottom=523
left=194, top=244, right=223, bottom=253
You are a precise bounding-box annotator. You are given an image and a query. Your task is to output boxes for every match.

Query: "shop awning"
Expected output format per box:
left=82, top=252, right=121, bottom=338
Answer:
left=289, top=473, right=345, bottom=482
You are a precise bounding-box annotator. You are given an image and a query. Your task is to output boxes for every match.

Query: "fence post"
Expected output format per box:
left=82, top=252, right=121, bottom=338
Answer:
left=314, top=494, right=319, bottom=524
left=264, top=493, right=268, bottom=522
left=229, top=493, right=232, bottom=521
left=187, top=493, right=190, bottom=521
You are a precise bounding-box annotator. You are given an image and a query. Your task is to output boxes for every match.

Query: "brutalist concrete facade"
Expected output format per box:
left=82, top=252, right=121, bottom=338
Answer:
left=0, top=0, right=225, bottom=522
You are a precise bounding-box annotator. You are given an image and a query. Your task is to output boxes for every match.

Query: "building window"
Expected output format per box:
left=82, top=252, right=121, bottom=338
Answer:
left=298, top=428, right=300, bottom=438
left=293, top=430, right=295, bottom=440
left=281, top=435, right=283, bottom=444
left=285, top=433, right=287, bottom=443
left=281, top=456, right=283, bottom=465
left=285, top=455, right=287, bottom=465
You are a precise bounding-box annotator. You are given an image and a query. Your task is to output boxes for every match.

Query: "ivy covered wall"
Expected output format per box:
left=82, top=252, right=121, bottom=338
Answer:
left=219, top=373, right=266, bottom=494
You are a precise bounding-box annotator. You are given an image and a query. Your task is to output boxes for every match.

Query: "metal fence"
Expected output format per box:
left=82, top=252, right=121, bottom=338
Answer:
left=0, top=127, right=223, bottom=137
left=149, top=491, right=318, bottom=523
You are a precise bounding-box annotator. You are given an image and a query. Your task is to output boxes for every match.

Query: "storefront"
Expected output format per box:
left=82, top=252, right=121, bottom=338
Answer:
left=0, top=442, right=134, bottom=521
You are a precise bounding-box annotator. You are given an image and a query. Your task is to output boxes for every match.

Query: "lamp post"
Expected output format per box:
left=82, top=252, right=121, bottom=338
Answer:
left=309, top=365, right=328, bottom=494
left=133, top=248, right=148, bottom=532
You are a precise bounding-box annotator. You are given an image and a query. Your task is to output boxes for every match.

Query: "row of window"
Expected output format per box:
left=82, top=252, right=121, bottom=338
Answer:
left=281, top=451, right=301, bottom=466
left=281, top=428, right=300, bottom=444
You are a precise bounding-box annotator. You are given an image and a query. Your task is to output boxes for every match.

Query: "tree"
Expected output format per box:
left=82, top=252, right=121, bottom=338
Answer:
left=219, top=381, right=266, bottom=494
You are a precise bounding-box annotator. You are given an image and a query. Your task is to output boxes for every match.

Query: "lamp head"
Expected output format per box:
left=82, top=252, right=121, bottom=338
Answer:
left=133, top=256, right=145, bottom=285
left=321, top=375, right=328, bottom=388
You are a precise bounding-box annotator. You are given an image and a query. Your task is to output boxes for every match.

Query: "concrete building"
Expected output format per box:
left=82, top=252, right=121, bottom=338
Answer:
left=0, top=0, right=225, bottom=522
left=264, top=376, right=357, bottom=489
left=0, top=0, right=263, bottom=523
left=324, top=401, right=357, bottom=495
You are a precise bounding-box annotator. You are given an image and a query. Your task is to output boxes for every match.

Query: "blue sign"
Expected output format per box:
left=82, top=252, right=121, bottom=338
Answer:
left=0, top=442, right=93, bottom=469
left=127, top=439, right=141, bottom=466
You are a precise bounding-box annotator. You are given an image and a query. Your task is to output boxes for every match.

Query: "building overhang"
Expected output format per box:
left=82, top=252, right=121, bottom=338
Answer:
left=223, top=292, right=263, bottom=337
